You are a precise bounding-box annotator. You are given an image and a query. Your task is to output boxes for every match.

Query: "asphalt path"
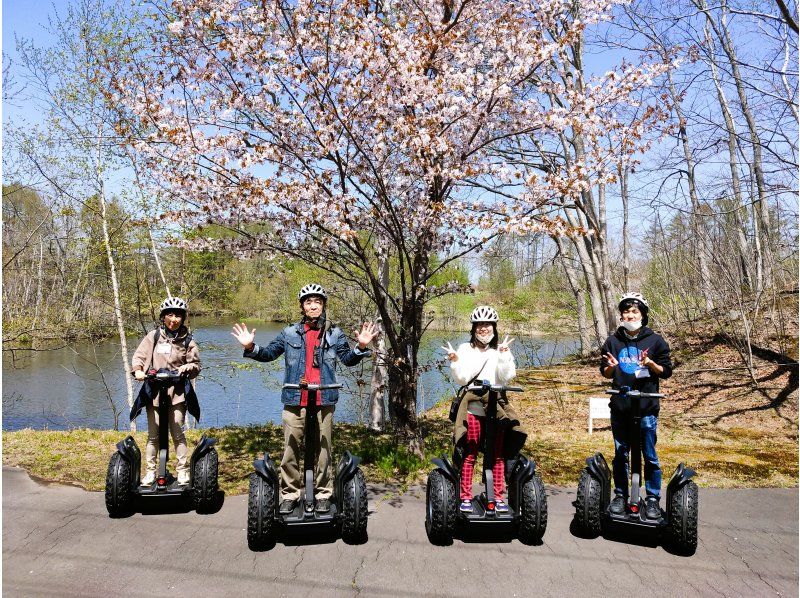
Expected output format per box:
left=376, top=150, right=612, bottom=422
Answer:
left=3, top=466, right=797, bottom=597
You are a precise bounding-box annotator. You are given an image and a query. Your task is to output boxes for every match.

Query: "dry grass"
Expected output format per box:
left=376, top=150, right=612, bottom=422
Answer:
left=3, top=337, right=797, bottom=493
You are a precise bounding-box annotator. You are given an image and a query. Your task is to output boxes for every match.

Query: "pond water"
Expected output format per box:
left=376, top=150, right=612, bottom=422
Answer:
left=2, top=318, right=578, bottom=431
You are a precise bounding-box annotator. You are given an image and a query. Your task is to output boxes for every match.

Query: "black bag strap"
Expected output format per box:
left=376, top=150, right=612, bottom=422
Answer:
left=455, top=356, right=491, bottom=401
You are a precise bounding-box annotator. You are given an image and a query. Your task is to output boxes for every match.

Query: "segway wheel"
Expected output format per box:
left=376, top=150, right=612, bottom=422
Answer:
left=518, top=474, right=548, bottom=544
left=573, top=469, right=604, bottom=537
left=247, top=473, right=277, bottom=550
left=340, top=468, right=368, bottom=544
left=667, top=480, right=699, bottom=555
left=192, top=447, right=219, bottom=513
left=425, top=469, right=457, bottom=545
left=105, top=453, right=133, bottom=517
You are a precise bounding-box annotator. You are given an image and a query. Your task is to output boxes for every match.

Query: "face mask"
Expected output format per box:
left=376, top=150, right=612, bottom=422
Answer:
left=621, top=319, right=642, bottom=332
left=476, top=332, right=494, bottom=345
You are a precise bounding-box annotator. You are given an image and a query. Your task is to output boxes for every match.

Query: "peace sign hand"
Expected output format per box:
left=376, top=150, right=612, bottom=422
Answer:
left=498, top=335, right=515, bottom=352
left=440, top=341, right=458, bottom=362
left=605, top=352, right=619, bottom=368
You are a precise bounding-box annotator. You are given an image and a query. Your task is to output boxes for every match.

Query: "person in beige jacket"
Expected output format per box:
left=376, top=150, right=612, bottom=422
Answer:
left=131, top=297, right=201, bottom=485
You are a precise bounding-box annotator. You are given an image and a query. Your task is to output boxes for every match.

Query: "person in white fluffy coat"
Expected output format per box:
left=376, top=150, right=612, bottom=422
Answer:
left=443, top=306, right=527, bottom=514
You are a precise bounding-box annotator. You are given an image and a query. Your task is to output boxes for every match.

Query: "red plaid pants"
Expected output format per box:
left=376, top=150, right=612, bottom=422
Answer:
left=460, top=413, right=505, bottom=500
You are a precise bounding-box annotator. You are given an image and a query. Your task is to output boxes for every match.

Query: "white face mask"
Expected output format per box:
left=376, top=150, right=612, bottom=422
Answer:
left=621, top=319, right=642, bottom=332
left=476, top=332, right=494, bottom=345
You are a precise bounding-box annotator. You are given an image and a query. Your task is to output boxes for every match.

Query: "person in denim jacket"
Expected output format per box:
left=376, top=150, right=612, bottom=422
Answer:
left=232, top=283, right=376, bottom=514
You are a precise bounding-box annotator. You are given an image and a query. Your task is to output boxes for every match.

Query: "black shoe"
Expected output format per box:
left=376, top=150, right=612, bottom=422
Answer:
left=279, top=498, right=298, bottom=514
left=609, top=495, right=627, bottom=515
left=645, top=496, right=661, bottom=519
left=315, top=498, right=331, bottom=513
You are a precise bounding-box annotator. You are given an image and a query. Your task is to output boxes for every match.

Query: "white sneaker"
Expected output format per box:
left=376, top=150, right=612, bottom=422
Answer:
left=141, top=470, right=156, bottom=485
left=177, top=471, right=190, bottom=485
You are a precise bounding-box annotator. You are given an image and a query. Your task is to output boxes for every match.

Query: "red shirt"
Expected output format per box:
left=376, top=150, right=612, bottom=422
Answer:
left=300, top=323, right=322, bottom=406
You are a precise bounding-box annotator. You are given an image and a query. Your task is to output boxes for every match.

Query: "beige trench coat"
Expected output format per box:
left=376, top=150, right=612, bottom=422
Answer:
left=131, top=326, right=200, bottom=406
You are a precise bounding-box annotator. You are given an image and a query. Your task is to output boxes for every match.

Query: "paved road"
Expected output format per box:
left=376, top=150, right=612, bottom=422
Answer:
left=3, top=467, right=797, bottom=597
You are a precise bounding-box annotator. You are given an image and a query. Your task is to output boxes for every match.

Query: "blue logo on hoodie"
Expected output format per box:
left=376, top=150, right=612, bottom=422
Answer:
left=618, top=347, right=641, bottom=375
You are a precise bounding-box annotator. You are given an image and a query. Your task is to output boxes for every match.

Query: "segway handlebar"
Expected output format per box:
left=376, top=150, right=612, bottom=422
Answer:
left=283, top=382, right=344, bottom=391
left=465, top=383, right=524, bottom=393
left=132, top=369, right=184, bottom=384
left=605, top=388, right=664, bottom=399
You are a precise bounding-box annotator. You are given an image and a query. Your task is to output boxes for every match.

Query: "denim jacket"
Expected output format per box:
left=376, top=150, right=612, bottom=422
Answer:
left=243, top=321, right=370, bottom=406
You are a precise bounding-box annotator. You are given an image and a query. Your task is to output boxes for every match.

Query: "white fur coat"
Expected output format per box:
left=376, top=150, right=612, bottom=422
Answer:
left=449, top=342, right=516, bottom=386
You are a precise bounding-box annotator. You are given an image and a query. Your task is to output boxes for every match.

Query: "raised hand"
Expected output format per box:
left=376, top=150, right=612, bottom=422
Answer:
left=440, top=341, right=458, bottom=362
left=231, top=322, right=256, bottom=350
left=355, top=321, right=377, bottom=348
left=498, top=335, right=515, bottom=352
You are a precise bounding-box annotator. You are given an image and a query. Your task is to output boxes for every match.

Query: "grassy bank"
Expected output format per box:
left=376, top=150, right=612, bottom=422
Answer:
left=4, top=332, right=796, bottom=494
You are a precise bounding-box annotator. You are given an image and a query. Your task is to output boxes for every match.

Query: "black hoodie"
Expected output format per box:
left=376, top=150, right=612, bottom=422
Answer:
left=599, top=326, right=673, bottom=416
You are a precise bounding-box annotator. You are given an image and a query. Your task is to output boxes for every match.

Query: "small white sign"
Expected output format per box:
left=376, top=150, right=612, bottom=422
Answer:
left=588, top=397, right=611, bottom=434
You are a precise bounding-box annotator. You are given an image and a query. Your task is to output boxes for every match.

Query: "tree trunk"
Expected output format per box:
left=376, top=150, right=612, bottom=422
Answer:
left=620, top=165, right=630, bottom=291
left=96, top=133, right=136, bottom=432
left=696, top=0, right=773, bottom=286
left=704, top=19, right=753, bottom=290
left=667, top=69, right=714, bottom=311
left=555, top=236, right=592, bottom=356
left=148, top=225, right=171, bottom=297
left=34, top=238, right=44, bottom=323
left=367, top=245, right=389, bottom=431
left=387, top=351, right=422, bottom=455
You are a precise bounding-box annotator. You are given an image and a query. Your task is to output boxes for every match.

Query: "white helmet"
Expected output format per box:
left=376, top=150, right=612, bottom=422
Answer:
left=159, top=296, right=188, bottom=319
left=619, top=292, right=648, bottom=308
left=470, top=305, right=499, bottom=323
left=298, top=283, right=327, bottom=303
left=619, top=292, right=649, bottom=325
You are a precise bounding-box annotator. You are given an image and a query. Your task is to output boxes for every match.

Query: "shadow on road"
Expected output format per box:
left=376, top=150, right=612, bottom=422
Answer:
left=248, top=526, right=352, bottom=552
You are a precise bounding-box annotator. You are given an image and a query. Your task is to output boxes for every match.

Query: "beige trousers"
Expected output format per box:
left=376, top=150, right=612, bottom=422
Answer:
left=145, top=402, right=188, bottom=475
left=281, top=405, right=334, bottom=500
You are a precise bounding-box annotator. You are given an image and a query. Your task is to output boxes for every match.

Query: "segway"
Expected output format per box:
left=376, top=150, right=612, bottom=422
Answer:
left=247, top=382, right=368, bottom=550
left=572, top=387, right=698, bottom=554
left=425, top=382, right=547, bottom=545
left=105, top=369, right=219, bottom=516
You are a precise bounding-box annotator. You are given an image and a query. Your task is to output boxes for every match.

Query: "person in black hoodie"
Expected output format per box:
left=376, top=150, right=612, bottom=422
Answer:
left=600, top=292, right=673, bottom=519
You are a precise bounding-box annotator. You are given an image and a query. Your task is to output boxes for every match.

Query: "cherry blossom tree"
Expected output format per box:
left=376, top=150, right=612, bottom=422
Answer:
left=112, top=0, right=672, bottom=451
